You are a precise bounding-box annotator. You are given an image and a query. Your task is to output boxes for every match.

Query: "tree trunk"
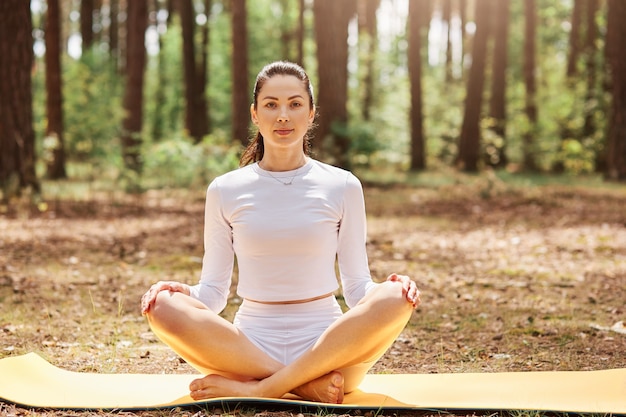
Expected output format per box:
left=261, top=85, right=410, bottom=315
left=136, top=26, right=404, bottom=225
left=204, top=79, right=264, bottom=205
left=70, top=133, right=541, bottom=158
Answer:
left=296, top=0, right=305, bottom=66
left=408, top=0, right=427, bottom=171
left=110, top=0, right=119, bottom=69
left=486, top=0, right=509, bottom=168
left=605, top=0, right=626, bottom=181
left=458, top=0, right=468, bottom=78
left=442, top=0, right=453, bottom=83
left=121, top=0, right=147, bottom=173
left=583, top=0, right=605, bottom=173
left=456, top=0, right=492, bottom=172
left=358, top=0, right=380, bottom=121
left=231, top=0, right=250, bottom=146
left=278, top=0, right=293, bottom=62
left=522, top=0, right=538, bottom=171
left=80, top=0, right=94, bottom=53
left=151, top=0, right=165, bottom=141
left=567, top=0, right=584, bottom=79
left=313, top=0, right=357, bottom=168
left=199, top=0, right=212, bottom=134
left=45, top=0, right=67, bottom=179
left=0, top=0, right=40, bottom=200
left=93, top=0, right=103, bottom=46
left=583, top=0, right=599, bottom=138
left=117, top=0, right=127, bottom=72
left=178, top=0, right=210, bottom=143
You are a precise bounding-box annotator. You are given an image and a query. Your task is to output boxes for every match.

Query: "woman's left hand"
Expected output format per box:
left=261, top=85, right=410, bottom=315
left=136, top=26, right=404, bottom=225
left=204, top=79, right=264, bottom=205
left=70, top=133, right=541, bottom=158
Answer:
left=386, top=273, right=421, bottom=308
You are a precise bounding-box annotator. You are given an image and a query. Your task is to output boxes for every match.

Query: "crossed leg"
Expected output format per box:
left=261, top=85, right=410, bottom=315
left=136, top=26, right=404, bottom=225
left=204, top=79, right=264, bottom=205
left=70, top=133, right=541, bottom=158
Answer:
left=145, top=280, right=414, bottom=403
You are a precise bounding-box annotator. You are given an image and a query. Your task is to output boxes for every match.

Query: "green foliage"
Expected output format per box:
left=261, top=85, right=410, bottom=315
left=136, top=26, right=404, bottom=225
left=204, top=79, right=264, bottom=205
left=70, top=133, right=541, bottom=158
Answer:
left=141, top=131, right=240, bottom=189
left=62, top=50, right=124, bottom=161
left=557, top=139, right=595, bottom=174
left=481, top=118, right=507, bottom=166
left=347, top=36, right=412, bottom=169
left=28, top=0, right=616, bottom=188
left=423, top=69, right=465, bottom=166
left=144, top=24, right=185, bottom=142
left=206, top=2, right=234, bottom=131
left=330, top=120, right=383, bottom=167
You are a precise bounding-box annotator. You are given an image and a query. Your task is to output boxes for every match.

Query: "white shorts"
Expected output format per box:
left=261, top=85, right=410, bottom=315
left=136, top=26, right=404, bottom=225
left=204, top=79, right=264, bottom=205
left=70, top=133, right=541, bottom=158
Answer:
left=233, top=296, right=343, bottom=365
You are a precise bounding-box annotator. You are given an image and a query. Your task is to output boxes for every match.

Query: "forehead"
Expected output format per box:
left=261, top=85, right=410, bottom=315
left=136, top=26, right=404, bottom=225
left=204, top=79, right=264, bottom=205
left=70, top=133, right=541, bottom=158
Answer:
left=258, top=75, right=309, bottom=99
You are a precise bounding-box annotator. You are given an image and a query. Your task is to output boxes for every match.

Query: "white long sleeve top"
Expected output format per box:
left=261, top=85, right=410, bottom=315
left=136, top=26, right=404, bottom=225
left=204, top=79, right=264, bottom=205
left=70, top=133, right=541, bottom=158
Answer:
left=188, top=158, right=376, bottom=313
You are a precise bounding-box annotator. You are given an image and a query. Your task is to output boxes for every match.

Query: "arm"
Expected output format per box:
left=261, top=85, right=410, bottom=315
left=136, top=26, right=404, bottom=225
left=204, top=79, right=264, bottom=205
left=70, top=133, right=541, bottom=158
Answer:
left=141, top=180, right=234, bottom=315
left=336, top=173, right=377, bottom=308
left=336, top=174, right=420, bottom=309
left=188, top=179, right=234, bottom=313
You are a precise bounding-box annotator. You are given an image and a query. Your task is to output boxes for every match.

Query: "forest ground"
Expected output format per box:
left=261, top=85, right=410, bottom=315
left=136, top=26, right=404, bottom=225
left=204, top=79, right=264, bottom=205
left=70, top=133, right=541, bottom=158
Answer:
left=1, top=173, right=626, bottom=417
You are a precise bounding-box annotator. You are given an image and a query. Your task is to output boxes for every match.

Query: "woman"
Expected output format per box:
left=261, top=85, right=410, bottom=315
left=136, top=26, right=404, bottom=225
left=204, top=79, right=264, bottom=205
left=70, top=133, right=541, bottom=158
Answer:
left=141, top=61, right=420, bottom=404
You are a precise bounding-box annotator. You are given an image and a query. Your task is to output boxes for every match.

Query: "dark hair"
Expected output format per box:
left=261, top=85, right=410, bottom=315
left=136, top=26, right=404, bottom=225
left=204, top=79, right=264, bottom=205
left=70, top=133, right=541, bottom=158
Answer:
left=239, top=61, right=315, bottom=167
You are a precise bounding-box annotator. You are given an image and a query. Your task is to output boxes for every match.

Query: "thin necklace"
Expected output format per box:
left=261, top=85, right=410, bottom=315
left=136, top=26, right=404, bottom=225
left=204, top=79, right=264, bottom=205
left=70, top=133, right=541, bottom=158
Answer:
left=259, top=159, right=305, bottom=186
left=268, top=171, right=297, bottom=185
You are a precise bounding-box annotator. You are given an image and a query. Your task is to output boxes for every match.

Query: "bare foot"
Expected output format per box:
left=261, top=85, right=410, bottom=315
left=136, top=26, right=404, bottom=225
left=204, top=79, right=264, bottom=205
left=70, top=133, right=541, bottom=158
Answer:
left=189, top=374, right=259, bottom=400
left=189, top=371, right=344, bottom=404
left=292, top=371, right=344, bottom=404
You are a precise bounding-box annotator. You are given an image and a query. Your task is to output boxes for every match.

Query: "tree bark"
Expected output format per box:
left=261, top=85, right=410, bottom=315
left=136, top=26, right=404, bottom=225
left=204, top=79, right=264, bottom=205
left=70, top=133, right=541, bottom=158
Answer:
left=0, top=0, right=40, bottom=200
left=408, top=0, right=427, bottom=171
left=199, top=0, right=212, bottom=134
left=81, top=0, right=94, bottom=53
left=442, top=0, right=453, bottom=83
left=456, top=0, right=492, bottom=172
left=458, top=0, right=468, bottom=78
left=487, top=0, right=510, bottom=168
left=179, top=0, right=210, bottom=143
left=231, top=0, right=250, bottom=146
left=45, top=0, right=67, bottom=179
left=358, top=0, right=380, bottom=121
left=567, top=0, right=584, bottom=79
left=296, top=0, right=305, bottom=66
left=606, top=0, right=626, bottom=180
left=110, top=0, right=119, bottom=69
left=313, top=0, right=357, bottom=168
left=522, top=0, right=538, bottom=171
left=121, top=0, right=147, bottom=173
left=583, top=0, right=599, bottom=138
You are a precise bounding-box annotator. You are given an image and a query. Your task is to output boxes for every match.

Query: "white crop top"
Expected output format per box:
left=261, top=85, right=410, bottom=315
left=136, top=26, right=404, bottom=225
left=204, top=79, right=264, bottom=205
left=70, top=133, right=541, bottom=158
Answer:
left=189, top=158, right=376, bottom=313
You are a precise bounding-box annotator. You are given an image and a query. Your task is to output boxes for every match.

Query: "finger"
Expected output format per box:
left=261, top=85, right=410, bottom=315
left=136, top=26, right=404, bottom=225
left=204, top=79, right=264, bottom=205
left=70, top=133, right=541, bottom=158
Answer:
left=141, top=284, right=165, bottom=314
left=141, top=292, right=153, bottom=314
left=410, top=288, right=421, bottom=308
left=386, top=273, right=399, bottom=282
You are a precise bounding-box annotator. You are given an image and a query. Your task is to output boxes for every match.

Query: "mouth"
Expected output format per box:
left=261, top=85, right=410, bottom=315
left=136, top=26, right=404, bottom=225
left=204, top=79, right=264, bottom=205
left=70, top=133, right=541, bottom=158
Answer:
left=274, top=129, right=294, bottom=136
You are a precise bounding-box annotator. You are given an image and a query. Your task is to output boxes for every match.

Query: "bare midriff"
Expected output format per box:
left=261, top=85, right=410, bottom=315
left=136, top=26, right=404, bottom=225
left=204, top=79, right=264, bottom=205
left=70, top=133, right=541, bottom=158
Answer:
left=245, top=292, right=333, bottom=305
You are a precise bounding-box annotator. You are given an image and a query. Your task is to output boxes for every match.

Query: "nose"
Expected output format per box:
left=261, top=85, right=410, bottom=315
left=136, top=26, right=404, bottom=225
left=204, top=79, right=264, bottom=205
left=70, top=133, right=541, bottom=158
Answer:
left=277, top=106, right=289, bottom=122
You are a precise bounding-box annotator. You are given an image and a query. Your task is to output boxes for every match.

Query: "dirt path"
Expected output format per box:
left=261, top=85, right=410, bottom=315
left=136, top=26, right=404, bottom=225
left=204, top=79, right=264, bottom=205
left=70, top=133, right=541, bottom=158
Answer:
left=1, top=184, right=625, bottom=416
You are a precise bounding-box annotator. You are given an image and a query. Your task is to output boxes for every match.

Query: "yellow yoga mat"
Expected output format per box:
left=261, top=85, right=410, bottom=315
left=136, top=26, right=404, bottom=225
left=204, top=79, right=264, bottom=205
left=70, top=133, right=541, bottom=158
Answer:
left=1, top=353, right=625, bottom=413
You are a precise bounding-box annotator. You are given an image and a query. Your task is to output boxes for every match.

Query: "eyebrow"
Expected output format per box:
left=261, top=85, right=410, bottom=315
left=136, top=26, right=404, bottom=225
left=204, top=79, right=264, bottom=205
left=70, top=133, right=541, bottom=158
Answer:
left=261, top=95, right=305, bottom=101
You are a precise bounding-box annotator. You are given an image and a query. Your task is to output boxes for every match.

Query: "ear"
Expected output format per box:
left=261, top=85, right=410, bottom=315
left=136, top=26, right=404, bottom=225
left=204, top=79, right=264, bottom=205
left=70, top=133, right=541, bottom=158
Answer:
left=250, top=104, right=258, bottom=125
left=309, top=105, right=316, bottom=124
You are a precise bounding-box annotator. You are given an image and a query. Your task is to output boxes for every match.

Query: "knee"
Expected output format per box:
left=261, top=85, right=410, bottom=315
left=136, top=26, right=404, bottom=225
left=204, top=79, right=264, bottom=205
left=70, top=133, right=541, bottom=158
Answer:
left=368, top=281, right=415, bottom=318
left=145, top=291, right=180, bottom=331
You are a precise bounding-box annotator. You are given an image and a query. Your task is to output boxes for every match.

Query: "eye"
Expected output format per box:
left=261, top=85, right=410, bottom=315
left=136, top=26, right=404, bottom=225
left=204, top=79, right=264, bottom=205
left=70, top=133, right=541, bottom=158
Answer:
left=264, top=102, right=277, bottom=109
left=291, top=101, right=303, bottom=108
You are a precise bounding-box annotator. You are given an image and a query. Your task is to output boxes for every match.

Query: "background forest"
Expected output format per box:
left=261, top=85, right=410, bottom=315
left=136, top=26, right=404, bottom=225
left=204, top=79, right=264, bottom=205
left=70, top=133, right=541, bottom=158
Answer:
left=1, top=0, right=626, bottom=203
left=1, top=3, right=626, bottom=417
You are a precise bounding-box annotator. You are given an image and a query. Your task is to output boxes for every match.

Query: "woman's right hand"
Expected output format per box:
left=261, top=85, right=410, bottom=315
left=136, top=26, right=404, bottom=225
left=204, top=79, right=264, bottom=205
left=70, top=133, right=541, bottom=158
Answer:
left=141, top=281, right=190, bottom=315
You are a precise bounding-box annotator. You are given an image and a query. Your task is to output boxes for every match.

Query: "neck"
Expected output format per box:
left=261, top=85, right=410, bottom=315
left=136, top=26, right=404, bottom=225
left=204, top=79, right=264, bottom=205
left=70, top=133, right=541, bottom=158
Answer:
left=259, top=153, right=307, bottom=172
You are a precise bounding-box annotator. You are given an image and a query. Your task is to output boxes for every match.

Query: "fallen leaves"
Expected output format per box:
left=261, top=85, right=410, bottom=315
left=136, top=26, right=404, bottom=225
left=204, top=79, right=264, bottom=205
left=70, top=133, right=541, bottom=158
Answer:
left=590, top=321, right=626, bottom=335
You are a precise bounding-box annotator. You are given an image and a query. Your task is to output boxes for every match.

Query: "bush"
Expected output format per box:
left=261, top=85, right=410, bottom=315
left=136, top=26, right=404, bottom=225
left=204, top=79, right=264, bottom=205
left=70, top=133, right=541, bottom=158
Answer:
left=63, top=50, right=124, bottom=160
left=141, top=132, right=240, bottom=189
